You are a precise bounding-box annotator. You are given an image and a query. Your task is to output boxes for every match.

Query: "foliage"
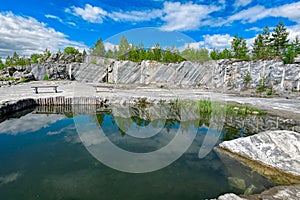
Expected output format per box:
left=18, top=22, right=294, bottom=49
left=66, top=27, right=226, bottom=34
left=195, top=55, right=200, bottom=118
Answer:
left=119, top=36, right=130, bottom=59
left=30, top=54, right=43, bottom=64
left=231, top=34, right=250, bottom=60
left=43, top=75, right=50, bottom=81
left=243, top=72, right=252, bottom=88
left=254, top=26, right=273, bottom=59
left=0, top=76, right=16, bottom=81
left=20, top=77, right=26, bottom=83
left=269, top=21, right=289, bottom=56
left=181, top=46, right=210, bottom=61
left=91, top=59, right=97, bottom=65
left=256, top=78, right=267, bottom=93
left=43, top=49, right=51, bottom=59
left=210, top=48, right=232, bottom=60
left=0, top=57, right=4, bottom=70
left=64, top=46, right=80, bottom=55
left=267, top=86, right=273, bottom=95
left=282, top=43, right=298, bottom=64
left=90, top=39, right=105, bottom=57
left=82, top=49, right=87, bottom=56
left=226, top=104, right=266, bottom=115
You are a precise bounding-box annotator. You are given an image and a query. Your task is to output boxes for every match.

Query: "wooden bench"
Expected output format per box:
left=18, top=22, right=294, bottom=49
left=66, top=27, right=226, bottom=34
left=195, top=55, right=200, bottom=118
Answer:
left=31, top=85, right=58, bottom=94
left=93, top=85, right=114, bottom=92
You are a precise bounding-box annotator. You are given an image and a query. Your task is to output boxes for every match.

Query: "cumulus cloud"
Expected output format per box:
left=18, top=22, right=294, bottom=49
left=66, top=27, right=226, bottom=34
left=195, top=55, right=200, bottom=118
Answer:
left=181, top=34, right=233, bottom=51
left=287, top=25, right=300, bottom=41
left=160, top=2, right=221, bottom=31
left=228, top=2, right=300, bottom=24
left=66, top=4, right=107, bottom=23
left=0, top=12, right=87, bottom=58
left=67, top=2, right=222, bottom=31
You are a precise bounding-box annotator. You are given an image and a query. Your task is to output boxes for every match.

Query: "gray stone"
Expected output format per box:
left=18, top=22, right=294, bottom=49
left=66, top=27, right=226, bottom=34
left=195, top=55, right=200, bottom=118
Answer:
left=215, top=193, right=246, bottom=200
left=218, top=130, right=300, bottom=177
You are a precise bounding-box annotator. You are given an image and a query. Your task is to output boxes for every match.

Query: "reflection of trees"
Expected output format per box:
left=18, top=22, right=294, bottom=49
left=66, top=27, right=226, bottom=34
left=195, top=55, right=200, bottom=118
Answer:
left=96, top=110, right=112, bottom=126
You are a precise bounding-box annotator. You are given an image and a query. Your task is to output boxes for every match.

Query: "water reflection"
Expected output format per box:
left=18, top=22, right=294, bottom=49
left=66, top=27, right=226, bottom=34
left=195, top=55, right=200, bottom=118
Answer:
left=0, top=104, right=299, bottom=199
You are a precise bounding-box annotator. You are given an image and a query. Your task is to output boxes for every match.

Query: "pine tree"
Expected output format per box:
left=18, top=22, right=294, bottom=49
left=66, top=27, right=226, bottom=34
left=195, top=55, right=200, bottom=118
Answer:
left=113, top=46, right=119, bottom=58
left=261, top=26, right=272, bottom=58
left=82, top=49, right=87, bottom=56
left=91, top=39, right=105, bottom=57
left=119, top=36, right=130, bottom=59
left=252, top=34, right=264, bottom=59
left=106, top=49, right=114, bottom=58
left=270, top=21, right=289, bottom=56
left=231, top=35, right=250, bottom=60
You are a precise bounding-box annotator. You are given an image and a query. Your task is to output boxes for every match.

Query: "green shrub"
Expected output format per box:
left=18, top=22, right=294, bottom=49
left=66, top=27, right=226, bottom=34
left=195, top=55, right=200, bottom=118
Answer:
left=256, top=78, right=266, bottom=93
left=64, top=46, right=79, bottom=55
left=43, top=75, right=50, bottom=81
left=267, top=86, right=273, bottom=95
left=21, top=77, right=26, bottom=83
left=91, top=59, right=97, bottom=65
left=243, top=72, right=251, bottom=88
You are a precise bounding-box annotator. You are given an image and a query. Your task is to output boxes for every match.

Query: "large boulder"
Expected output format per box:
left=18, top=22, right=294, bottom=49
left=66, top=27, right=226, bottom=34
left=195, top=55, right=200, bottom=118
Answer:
left=217, top=130, right=300, bottom=184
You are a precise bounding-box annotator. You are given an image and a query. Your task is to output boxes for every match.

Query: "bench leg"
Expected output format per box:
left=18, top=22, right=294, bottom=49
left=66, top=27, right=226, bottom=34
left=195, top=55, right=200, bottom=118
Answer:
left=54, top=88, right=57, bottom=93
left=35, top=88, right=38, bottom=94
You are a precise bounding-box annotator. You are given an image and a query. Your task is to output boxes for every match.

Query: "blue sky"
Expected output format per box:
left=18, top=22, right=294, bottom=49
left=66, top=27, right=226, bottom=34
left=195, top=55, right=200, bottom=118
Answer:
left=0, top=0, right=300, bottom=58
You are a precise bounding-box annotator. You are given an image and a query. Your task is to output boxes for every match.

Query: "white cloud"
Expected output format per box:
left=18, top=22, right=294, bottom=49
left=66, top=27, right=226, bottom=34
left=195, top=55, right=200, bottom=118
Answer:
left=182, top=34, right=233, bottom=51
left=67, top=2, right=222, bottom=31
left=245, top=27, right=261, bottom=32
left=109, top=10, right=162, bottom=22
left=202, top=34, right=233, bottom=49
left=228, top=5, right=269, bottom=23
left=160, top=2, right=221, bottom=31
left=234, top=0, right=252, bottom=8
left=287, top=25, right=300, bottom=41
left=104, top=42, right=118, bottom=51
left=45, top=14, right=63, bottom=23
left=0, top=12, right=87, bottom=58
left=0, top=113, right=65, bottom=135
left=228, top=2, right=300, bottom=24
left=67, top=4, right=107, bottom=23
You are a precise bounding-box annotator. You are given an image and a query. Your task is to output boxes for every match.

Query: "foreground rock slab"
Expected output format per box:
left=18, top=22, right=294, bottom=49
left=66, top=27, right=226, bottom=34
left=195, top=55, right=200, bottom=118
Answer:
left=214, top=184, right=300, bottom=200
left=217, top=130, right=300, bottom=184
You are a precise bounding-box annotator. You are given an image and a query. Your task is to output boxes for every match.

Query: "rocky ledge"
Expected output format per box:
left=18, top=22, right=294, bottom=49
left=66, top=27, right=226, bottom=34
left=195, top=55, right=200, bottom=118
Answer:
left=215, top=184, right=300, bottom=200
left=216, top=130, right=300, bottom=184
left=214, top=130, right=300, bottom=200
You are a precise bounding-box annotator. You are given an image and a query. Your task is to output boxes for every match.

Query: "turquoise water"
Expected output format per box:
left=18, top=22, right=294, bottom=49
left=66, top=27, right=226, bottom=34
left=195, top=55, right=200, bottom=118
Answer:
left=0, top=105, right=274, bottom=200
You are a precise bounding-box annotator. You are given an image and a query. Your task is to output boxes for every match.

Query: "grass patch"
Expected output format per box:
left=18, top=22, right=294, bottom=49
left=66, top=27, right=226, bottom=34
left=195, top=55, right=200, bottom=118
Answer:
left=170, top=99, right=266, bottom=116
left=0, top=76, right=16, bottom=81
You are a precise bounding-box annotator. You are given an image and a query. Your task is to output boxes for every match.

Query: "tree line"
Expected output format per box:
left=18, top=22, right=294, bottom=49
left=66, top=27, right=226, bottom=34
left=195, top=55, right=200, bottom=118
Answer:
left=1, top=20, right=299, bottom=70
left=90, top=36, right=211, bottom=62
left=210, top=21, right=300, bottom=63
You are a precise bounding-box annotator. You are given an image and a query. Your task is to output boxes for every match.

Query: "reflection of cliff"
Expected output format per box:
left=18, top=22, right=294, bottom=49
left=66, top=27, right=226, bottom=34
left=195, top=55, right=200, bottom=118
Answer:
left=33, top=105, right=300, bottom=135
left=225, top=115, right=300, bottom=135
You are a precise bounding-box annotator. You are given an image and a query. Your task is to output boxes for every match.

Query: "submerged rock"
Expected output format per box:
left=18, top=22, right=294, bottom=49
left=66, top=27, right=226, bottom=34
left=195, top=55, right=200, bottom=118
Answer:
left=228, top=177, right=247, bottom=190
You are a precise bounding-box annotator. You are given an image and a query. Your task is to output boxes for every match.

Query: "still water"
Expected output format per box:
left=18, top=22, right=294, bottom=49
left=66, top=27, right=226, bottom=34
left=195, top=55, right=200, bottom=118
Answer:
left=0, top=104, right=278, bottom=200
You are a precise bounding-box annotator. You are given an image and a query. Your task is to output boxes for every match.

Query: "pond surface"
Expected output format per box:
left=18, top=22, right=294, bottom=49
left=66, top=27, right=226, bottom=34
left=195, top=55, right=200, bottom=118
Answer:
left=0, top=104, right=290, bottom=200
